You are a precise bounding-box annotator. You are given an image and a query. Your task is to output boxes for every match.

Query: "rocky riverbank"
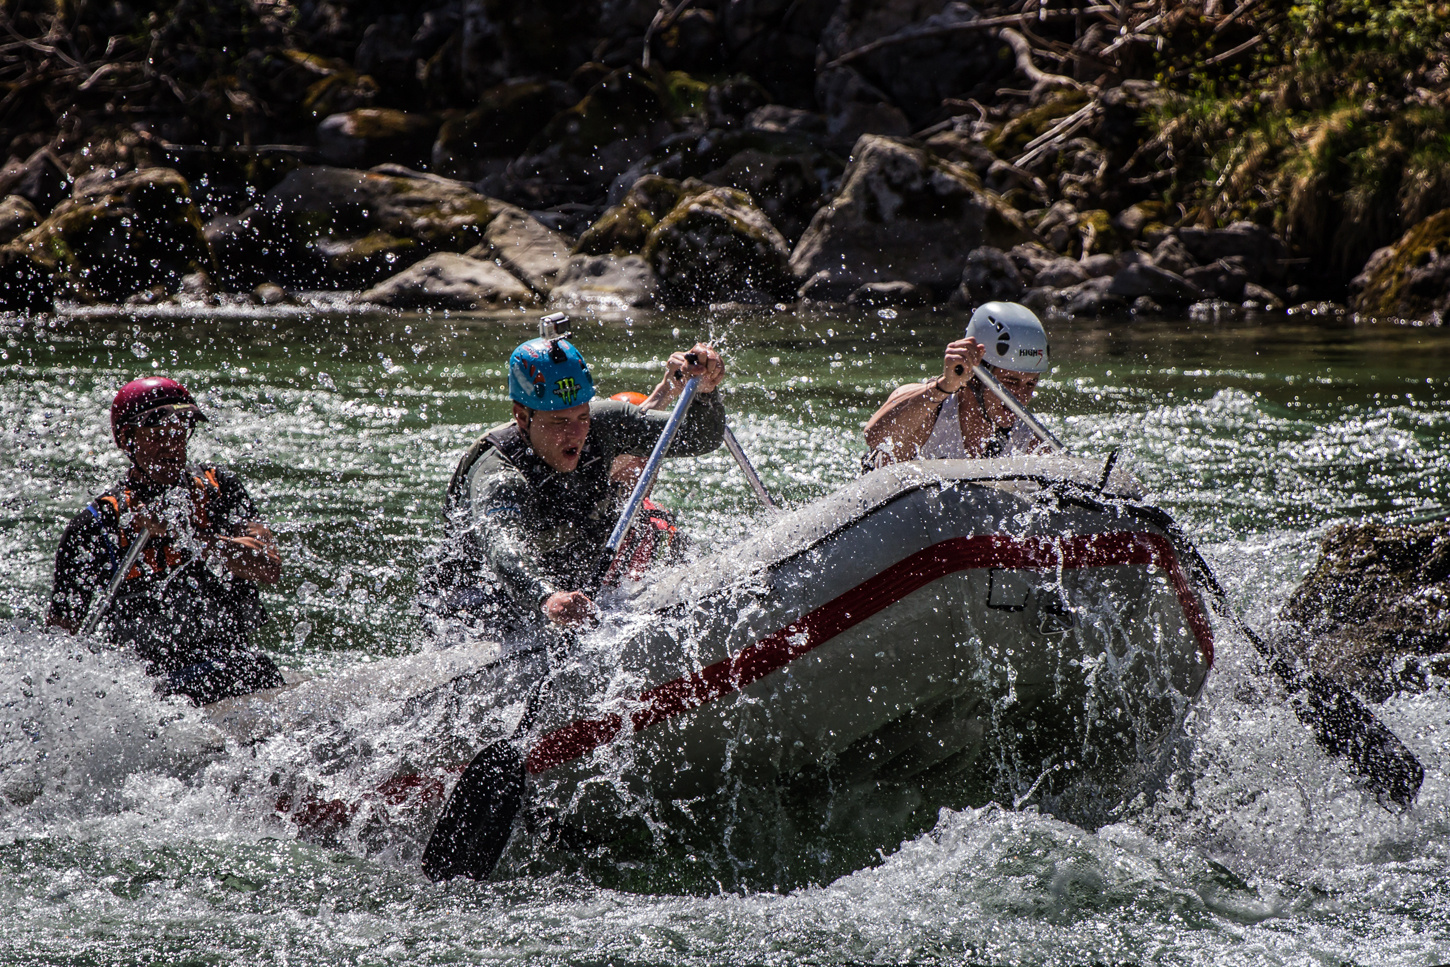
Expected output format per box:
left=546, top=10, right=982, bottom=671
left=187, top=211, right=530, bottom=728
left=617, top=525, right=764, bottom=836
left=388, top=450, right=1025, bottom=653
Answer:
left=3, top=0, right=1449, bottom=320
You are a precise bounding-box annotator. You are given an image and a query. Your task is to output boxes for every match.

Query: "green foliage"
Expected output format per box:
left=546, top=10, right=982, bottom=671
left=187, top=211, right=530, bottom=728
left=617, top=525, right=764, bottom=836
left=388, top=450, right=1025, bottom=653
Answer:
left=1154, top=0, right=1450, bottom=276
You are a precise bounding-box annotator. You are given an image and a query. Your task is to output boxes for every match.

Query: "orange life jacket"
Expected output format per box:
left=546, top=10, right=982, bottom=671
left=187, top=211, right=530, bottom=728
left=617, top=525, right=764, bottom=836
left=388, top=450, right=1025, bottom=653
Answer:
left=92, top=468, right=225, bottom=581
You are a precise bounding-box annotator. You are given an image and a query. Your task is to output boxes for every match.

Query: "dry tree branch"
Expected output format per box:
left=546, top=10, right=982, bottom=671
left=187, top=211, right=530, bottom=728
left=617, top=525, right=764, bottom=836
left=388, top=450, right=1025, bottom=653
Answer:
left=826, top=6, right=1117, bottom=69
left=1000, top=28, right=1087, bottom=93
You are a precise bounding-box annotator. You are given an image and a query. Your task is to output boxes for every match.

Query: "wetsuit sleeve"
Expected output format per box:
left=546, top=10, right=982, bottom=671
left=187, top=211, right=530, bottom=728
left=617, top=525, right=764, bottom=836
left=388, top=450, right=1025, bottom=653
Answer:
left=47, top=508, right=116, bottom=628
left=466, top=469, right=559, bottom=609
left=594, top=391, right=727, bottom=459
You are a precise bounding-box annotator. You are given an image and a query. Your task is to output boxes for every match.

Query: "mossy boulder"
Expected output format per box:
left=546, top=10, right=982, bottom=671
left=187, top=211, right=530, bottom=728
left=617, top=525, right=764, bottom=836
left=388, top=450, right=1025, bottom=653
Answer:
left=207, top=165, right=502, bottom=289
left=1279, top=517, right=1450, bottom=696
left=16, top=167, right=212, bottom=301
left=1350, top=209, right=1450, bottom=320
left=575, top=175, right=688, bottom=256
left=644, top=185, right=794, bottom=307
left=548, top=254, right=659, bottom=310
left=789, top=135, right=1033, bottom=299
left=318, top=109, right=440, bottom=170
left=700, top=148, right=828, bottom=244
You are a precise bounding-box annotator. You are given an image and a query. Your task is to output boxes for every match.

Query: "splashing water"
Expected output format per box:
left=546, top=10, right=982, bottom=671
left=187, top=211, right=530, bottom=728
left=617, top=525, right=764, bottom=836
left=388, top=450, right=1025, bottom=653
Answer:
left=1, top=306, right=1448, bottom=964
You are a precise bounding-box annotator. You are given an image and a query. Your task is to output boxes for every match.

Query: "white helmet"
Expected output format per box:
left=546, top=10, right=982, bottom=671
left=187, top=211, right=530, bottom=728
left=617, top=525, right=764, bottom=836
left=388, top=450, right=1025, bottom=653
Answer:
left=965, top=301, right=1051, bottom=374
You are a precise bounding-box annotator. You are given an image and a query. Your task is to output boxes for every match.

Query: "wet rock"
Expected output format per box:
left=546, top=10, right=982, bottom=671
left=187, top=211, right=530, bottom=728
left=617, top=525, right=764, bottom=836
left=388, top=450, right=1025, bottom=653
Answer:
left=17, top=166, right=212, bottom=301
left=1150, top=235, right=1195, bottom=275
left=814, top=67, right=912, bottom=149
left=0, top=195, right=39, bottom=244
left=745, top=106, right=828, bottom=138
left=576, top=175, right=689, bottom=255
left=0, top=245, right=54, bottom=312
left=318, top=109, right=440, bottom=170
left=790, top=135, right=1032, bottom=300
left=1241, top=281, right=1285, bottom=310
left=1183, top=258, right=1250, bottom=301
left=207, top=165, right=501, bottom=289
left=1033, top=257, right=1089, bottom=289
left=431, top=79, right=578, bottom=179
left=848, top=280, right=929, bottom=308
left=252, top=282, right=290, bottom=306
left=816, top=1, right=1004, bottom=123
left=796, top=270, right=854, bottom=303
left=958, top=246, right=1025, bottom=305
left=1006, top=242, right=1059, bottom=285
left=1174, top=221, right=1289, bottom=283
left=510, top=68, right=676, bottom=204
left=645, top=185, right=794, bottom=307
left=0, top=148, right=71, bottom=213
left=1350, top=209, right=1450, bottom=320
left=700, top=148, right=827, bottom=244
left=1279, top=517, right=1450, bottom=696
left=1060, top=276, right=1127, bottom=316
left=1108, top=262, right=1201, bottom=304
left=468, top=207, right=573, bottom=294
left=359, top=252, right=539, bottom=310
left=547, top=254, right=659, bottom=310
left=1079, top=253, right=1120, bottom=278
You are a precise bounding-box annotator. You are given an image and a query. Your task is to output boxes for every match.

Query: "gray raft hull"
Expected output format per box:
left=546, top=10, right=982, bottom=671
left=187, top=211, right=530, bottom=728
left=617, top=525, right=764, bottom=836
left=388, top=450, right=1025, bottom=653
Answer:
left=502, top=458, right=1213, bottom=888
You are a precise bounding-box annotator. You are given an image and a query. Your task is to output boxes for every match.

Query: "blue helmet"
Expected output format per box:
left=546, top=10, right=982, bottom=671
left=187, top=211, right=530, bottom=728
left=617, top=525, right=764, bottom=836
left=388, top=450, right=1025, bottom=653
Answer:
left=508, top=337, right=596, bottom=410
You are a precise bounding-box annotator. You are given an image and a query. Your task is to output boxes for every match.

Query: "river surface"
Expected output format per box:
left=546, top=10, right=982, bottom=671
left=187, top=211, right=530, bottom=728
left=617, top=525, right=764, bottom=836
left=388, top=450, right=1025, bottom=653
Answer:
left=1, top=303, right=1447, bottom=965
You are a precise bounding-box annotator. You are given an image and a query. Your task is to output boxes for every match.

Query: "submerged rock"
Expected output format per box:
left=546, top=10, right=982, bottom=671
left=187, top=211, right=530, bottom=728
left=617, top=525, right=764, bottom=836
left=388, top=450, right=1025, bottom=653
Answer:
left=1279, top=517, right=1450, bottom=695
left=790, top=135, right=1032, bottom=300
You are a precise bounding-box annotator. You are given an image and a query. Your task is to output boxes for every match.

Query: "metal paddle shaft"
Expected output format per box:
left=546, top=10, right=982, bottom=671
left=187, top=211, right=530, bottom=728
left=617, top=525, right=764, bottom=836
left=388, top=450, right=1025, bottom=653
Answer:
left=721, top=422, right=777, bottom=511
left=970, top=363, right=1065, bottom=453
left=977, top=364, right=1423, bottom=809
left=596, top=376, right=701, bottom=586
left=79, top=530, right=150, bottom=638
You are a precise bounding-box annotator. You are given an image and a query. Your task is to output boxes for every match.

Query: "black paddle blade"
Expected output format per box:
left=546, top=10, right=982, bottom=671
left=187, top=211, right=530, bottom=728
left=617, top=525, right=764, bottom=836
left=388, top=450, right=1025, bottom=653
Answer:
left=421, top=741, right=525, bottom=881
left=1287, top=670, right=1424, bottom=811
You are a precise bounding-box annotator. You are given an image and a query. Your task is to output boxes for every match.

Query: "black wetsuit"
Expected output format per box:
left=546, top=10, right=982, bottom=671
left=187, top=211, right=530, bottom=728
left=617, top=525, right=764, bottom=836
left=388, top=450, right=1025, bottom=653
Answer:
left=424, top=394, right=727, bottom=635
left=48, top=466, right=283, bottom=705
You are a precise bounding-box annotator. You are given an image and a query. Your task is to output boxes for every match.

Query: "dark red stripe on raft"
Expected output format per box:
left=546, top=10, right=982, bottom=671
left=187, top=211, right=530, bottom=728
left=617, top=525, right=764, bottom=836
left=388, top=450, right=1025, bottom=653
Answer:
left=526, top=531, right=1213, bottom=775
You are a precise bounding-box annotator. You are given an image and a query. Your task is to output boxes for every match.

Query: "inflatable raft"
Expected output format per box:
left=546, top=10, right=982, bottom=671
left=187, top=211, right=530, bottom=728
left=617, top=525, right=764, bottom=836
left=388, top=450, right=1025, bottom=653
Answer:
left=405, top=455, right=1207, bottom=888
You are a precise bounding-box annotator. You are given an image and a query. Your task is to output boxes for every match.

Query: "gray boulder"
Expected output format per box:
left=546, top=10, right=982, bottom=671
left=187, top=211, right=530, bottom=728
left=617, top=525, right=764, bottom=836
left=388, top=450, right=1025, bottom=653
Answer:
left=849, top=280, right=930, bottom=308
left=958, top=246, right=1026, bottom=305
left=1108, top=262, right=1202, bottom=304
left=791, top=135, right=1032, bottom=299
left=468, top=207, right=573, bottom=295
left=1060, top=276, right=1128, bottom=316
left=548, top=254, right=659, bottom=310
left=359, top=253, right=539, bottom=310
left=1034, top=257, right=1089, bottom=289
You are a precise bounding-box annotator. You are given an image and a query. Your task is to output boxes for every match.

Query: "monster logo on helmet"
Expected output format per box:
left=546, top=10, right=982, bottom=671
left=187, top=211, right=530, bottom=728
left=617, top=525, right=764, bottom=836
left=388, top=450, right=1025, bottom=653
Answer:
left=964, top=302, right=1051, bottom=375
left=508, top=337, right=596, bottom=411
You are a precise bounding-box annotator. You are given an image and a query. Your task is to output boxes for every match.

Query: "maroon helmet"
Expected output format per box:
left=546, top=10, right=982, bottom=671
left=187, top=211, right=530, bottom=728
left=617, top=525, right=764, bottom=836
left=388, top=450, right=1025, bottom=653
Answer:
left=110, top=376, right=207, bottom=447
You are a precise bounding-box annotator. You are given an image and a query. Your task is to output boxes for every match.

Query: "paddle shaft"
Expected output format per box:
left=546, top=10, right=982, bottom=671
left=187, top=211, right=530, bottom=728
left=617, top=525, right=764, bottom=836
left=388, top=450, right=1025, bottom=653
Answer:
left=596, top=376, right=700, bottom=585
left=721, top=422, right=777, bottom=511
left=973, top=361, right=1423, bottom=808
left=79, top=530, right=150, bottom=637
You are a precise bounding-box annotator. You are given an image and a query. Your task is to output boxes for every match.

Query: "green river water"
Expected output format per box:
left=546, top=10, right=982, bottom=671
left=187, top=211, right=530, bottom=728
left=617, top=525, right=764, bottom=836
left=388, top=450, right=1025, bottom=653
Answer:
left=1, top=303, right=1447, bottom=965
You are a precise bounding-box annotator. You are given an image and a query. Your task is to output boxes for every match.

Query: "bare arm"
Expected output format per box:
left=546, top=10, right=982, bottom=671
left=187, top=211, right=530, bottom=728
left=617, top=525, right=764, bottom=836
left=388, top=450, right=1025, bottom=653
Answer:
left=863, top=337, right=987, bottom=462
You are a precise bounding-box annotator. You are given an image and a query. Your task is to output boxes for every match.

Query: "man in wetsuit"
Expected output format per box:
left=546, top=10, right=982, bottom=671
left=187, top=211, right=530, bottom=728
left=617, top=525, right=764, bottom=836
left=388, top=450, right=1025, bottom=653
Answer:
left=863, top=301, right=1052, bottom=467
left=47, top=376, right=285, bottom=705
left=426, top=336, right=726, bottom=635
